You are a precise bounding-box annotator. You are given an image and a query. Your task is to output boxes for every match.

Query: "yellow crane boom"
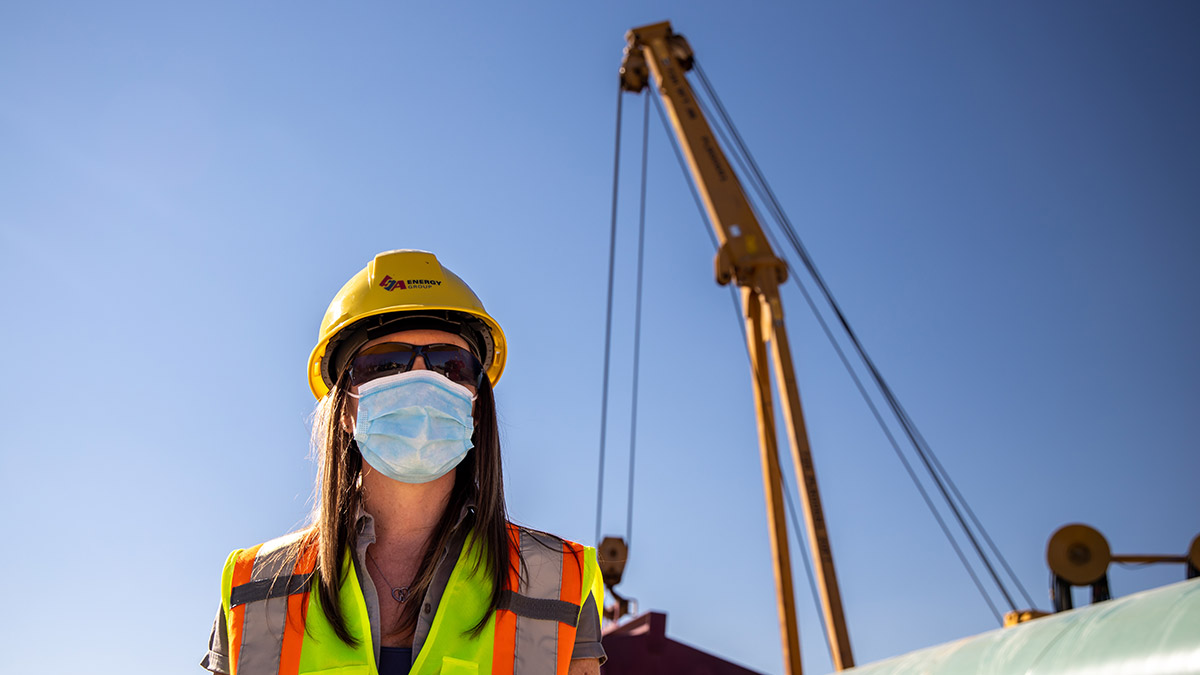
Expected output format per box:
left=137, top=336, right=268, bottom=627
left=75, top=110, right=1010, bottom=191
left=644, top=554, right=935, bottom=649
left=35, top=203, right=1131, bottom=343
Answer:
left=619, top=21, right=855, bottom=673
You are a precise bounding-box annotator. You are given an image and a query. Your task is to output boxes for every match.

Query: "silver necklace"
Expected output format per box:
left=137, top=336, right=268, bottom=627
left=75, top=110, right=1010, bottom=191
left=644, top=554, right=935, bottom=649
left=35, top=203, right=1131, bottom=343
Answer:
left=367, top=550, right=411, bottom=603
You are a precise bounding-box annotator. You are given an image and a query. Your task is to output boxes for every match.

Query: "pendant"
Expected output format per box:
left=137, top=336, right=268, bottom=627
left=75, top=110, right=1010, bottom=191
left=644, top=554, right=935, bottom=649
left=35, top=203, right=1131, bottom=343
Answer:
left=392, top=586, right=410, bottom=603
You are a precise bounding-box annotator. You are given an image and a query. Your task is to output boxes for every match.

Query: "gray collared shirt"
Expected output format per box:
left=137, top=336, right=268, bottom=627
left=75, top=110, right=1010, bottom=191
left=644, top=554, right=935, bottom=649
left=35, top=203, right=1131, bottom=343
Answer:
left=201, top=508, right=605, bottom=672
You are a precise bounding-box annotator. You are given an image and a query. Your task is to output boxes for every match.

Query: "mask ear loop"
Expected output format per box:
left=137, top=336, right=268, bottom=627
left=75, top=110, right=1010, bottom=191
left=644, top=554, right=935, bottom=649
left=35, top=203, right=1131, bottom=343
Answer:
left=330, top=368, right=359, bottom=435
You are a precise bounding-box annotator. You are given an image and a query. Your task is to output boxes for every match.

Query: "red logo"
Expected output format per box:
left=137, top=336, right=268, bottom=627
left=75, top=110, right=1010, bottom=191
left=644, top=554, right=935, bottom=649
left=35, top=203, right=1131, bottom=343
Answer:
left=379, top=275, right=406, bottom=291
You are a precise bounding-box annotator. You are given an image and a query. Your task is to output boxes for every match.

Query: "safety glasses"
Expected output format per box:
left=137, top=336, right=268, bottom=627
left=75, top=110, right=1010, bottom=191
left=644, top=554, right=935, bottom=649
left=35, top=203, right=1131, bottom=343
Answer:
left=348, top=342, right=484, bottom=389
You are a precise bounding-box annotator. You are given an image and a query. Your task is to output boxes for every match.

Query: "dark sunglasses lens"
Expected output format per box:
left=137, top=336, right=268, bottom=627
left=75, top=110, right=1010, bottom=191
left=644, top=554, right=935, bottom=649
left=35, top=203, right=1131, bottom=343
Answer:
left=348, top=343, right=482, bottom=388
left=423, top=346, right=483, bottom=387
left=348, top=346, right=415, bottom=387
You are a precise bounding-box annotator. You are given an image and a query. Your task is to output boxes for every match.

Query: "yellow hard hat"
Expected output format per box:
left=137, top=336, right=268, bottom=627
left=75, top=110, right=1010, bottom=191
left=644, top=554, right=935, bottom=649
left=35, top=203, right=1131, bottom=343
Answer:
left=307, top=250, right=507, bottom=398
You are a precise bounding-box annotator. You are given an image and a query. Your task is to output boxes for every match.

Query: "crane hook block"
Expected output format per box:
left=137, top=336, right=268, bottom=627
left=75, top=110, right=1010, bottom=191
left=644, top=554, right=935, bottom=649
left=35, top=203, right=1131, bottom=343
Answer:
left=598, top=536, right=630, bottom=588
left=620, top=46, right=649, bottom=93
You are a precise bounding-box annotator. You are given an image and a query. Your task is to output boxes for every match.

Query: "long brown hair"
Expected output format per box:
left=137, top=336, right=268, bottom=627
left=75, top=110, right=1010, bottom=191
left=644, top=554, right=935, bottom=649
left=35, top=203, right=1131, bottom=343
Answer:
left=303, top=365, right=511, bottom=644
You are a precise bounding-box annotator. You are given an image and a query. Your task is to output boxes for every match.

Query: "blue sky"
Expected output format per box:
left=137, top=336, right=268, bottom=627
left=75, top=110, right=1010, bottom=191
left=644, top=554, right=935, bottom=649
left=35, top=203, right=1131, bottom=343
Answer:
left=2, top=2, right=1197, bottom=674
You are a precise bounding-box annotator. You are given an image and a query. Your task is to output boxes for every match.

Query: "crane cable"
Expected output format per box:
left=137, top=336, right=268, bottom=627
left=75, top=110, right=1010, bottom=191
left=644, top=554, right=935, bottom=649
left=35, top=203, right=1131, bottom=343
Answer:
left=696, top=85, right=1004, bottom=623
left=693, top=63, right=1026, bottom=614
left=690, top=58, right=1035, bottom=614
left=625, top=92, right=651, bottom=549
left=595, top=88, right=652, bottom=550
left=644, top=60, right=1007, bottom=629
left=595, top=84, right=623, bottom=545
left=692, top=60, right=1020, bottom=615
left=685, top=87, right=1005, bottom=623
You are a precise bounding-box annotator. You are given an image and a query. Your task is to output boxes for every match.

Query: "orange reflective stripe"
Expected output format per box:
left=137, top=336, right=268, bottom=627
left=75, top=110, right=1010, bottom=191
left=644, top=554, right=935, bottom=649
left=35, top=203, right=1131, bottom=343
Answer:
left=492, top=524, right=522, bottom=675
left=556, top=541, right=586, bottom=675
left=279, top=537, right=318, bottom=675
left=228, top=544, right=263, bottom=675
left=492, top=607, right=517, bottom=674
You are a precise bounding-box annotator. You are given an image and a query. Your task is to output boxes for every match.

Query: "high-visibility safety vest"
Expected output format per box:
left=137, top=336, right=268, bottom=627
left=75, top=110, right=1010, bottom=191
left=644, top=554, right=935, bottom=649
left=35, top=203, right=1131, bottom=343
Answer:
left=219, top=523, right=603, bottom=675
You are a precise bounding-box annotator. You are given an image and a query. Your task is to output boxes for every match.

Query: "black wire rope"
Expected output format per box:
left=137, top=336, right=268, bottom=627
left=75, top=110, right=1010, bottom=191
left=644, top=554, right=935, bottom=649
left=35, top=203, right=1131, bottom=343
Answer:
left=695, top=68, right=1015, bottom=615
left=650, top=90, right=833, bottom=643
left=691, top=91, right=1004, bottom=622
left=649, top=62, right=1004, bottom=625
left=625, top=93, right=651, bottom=548
left=901, top=405, right=1036, bottom=607
left=687, top=86, right=1001, bottom=615
left=696, top=57, right=1022, bottom=607
left=688, top=90, right=1005, bottom=621
left=692, top=59, right=1024, bottom=615
left=755, top=208, right=1005, bottom=624
left=596, top=85, right=624, bottom=545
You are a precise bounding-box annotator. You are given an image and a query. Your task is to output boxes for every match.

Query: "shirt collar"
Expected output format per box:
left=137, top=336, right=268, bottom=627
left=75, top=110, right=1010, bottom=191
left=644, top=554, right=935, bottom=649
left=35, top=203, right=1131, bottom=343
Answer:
left=354, top=499, right=476, bottom=544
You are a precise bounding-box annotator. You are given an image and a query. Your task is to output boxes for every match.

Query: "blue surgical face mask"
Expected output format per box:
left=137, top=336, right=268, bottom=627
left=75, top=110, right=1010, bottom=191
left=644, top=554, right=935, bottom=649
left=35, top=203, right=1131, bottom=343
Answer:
left=352, top=369, right=476, bottom=484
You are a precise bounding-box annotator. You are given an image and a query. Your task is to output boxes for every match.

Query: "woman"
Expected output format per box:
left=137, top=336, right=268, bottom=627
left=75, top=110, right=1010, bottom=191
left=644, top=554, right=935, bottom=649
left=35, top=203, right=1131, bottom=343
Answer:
left=203, top=250, right=605, bottom=675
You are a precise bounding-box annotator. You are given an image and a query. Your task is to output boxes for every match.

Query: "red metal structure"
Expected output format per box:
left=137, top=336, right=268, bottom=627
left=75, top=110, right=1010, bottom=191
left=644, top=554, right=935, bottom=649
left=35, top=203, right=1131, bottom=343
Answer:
left=602, top=612, right=764, bottom=674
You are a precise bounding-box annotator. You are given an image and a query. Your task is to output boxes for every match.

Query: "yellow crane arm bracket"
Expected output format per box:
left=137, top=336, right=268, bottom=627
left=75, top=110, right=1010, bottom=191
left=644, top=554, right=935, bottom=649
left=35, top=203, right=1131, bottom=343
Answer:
left=621, top=21, right=786, bottom=289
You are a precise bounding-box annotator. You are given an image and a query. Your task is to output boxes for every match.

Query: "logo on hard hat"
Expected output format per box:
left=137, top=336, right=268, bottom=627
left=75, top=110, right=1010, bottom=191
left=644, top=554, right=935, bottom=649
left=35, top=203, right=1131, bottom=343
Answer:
left=380, top=275, right=442, bottom=291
